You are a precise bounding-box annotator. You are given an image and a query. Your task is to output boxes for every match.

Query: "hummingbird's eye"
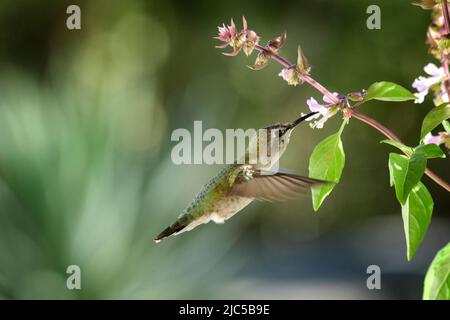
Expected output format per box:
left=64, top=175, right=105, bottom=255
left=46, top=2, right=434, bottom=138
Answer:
left=278, top=129, right=285, bottom=138
left=278, top=126, right=289, bottom=138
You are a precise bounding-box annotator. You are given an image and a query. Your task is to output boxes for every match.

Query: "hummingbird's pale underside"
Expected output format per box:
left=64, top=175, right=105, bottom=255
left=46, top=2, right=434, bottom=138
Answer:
left=155, top=112, right=326, bottom=243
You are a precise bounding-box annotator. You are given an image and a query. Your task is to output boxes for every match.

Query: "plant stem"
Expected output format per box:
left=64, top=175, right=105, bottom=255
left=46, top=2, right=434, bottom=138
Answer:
left=442, top=58, right=450, bottom=99
left=254, top=44, right=338, bottom=102
left=302, top=75, right=339, bottom=103
left=253, top=44, right=450, bottom=192
left=442, top=0, right=450, bottom=37
left=440, top=1, right=450, bottom=98
left=351, top=110, right=401, bottom=141
left=254, top=44, right=292, bottom=68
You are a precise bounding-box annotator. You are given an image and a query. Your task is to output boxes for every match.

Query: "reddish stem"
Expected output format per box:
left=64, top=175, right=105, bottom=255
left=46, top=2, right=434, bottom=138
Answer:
left=442, top=0, right=450, bottom=37
left=254, top=44, right=291, bottom=68
left=440, top=1, right=450, bottom=97
left=442, top=58, right=450, bottom=101
left=254, top=44, right=338, bottom=102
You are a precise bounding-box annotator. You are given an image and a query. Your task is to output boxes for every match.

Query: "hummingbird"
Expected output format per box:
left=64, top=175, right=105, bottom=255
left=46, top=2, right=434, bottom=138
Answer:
left=154, top=111, right=327, bottom=243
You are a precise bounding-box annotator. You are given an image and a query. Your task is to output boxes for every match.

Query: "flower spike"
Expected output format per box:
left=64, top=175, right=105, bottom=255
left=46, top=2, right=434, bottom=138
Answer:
left=215, top=17, right=259, bottom=57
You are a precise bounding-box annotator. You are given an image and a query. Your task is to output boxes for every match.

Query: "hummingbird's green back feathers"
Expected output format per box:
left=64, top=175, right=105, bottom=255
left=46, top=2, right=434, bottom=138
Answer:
left=154, top=164, right=241, bottom=243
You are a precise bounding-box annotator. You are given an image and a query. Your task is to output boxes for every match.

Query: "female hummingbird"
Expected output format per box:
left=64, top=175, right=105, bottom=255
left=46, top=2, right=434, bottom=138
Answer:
left=154, top=112, right=326, bottom=243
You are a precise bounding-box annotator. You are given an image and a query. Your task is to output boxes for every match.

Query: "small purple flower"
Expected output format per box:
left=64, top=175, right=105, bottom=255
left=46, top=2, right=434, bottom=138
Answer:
left=412, top=63, right=445, bottom=104
left=278, top=67, right=301, bottom=86
left=306, top=93, right=340, bottom=129
left=306, top=97, right=327, bottom=115
left=423, top=133, right=443, bottom=145
left=278, top=68, right=293, bottom=81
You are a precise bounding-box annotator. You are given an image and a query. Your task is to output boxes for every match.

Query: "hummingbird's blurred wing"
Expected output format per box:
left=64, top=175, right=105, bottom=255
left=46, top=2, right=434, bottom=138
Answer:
left=230, top=170, right=328, bottom=202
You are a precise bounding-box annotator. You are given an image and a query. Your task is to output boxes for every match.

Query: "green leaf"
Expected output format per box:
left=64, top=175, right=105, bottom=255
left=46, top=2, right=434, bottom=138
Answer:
left=414, top=144, right=446, bottom=159
left=389, top=153, right=407, bottom=192
left=401, top=182, right=433, bottom=261
left=412, top=0, right=437, bottom=10
left=401, top=152, right=427, bottom=203
left=381, top=140, right=445, bottom=159
left=443, top=120, right=450, bottom=133
left=420, top=104, right=450, bottom=139
left=381, top=139, right=413, bottom=154
left=423, top=243, right=450, bottom=300
left=388, top=153, right=427, bottom=205
left=308, top=121, right=346, bottom=211
left=365, top=81, right=416, bottom=102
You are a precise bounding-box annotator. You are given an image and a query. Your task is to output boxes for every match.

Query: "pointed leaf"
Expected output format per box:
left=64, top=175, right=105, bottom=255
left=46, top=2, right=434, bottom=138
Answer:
left=401, top=182, right=433, bottom=261
left=309, top=121, right=346, bottom=211
left=414, top=144, right=446, bottom=159
left=443, top=120, right=450, bottom=133
left=389, top=153, right=408, bottom=189
left=381, top=139, right=413, bottom=154
left=412, top=0, right=436, bottom=10
left=365, top=81, right=415, bottom=102
left=388, top=153, right=427, bottom=204
left=404, top=153, right=427, bottom=200
left=420, top=104, right=450, bottom=139
left=296, top=45, right=310, bottom=75
left=423, top=243, right=450, bottom=300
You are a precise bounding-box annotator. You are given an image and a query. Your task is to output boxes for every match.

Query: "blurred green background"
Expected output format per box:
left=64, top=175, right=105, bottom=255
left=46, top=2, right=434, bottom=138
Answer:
left=0, top=0, right=448, bottom=299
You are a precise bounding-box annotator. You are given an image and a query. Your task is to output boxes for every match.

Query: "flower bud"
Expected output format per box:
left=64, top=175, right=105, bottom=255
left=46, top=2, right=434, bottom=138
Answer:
left=296, top=46, right=311, bottom=75
left=248, top=52, right=269, bottom=70
left=267, top=32, right=286, bottom=53
left=412, top=0, right=436, bottom=10
left=347, top=90, right=366, bottom=102
left=243, top=30, right=259, bottom=56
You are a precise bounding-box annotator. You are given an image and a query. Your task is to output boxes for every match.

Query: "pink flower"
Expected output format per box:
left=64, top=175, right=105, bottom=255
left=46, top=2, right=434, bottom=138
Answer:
left=423, top=132, right=443, bottom=145
left=278, top=68, right=293, bottom=81
left=305, top=93, right=340, bottom=129
left=215, top=17, right=259, bottom=57
left=412, top=63, right=445, bottom=104
left=278, top=67, right=301, bottom=86
left=215, top=20, right=236, bottom=49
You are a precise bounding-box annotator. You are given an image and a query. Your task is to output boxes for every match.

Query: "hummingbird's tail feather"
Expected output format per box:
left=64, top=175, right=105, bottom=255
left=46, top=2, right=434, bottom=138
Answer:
left=155, top=211, right=215, bottom=243
left=154, top=221, right=187, bottom=243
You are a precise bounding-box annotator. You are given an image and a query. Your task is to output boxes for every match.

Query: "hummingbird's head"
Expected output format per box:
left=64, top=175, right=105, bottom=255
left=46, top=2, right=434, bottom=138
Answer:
left=256, top=112, right=318, bottom=168
left=264, top=111, right=318, bottom=142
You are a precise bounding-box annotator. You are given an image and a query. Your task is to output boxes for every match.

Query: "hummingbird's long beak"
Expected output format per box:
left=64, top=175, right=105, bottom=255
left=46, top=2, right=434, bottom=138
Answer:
left=287, top=111, right=318, bottom=129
